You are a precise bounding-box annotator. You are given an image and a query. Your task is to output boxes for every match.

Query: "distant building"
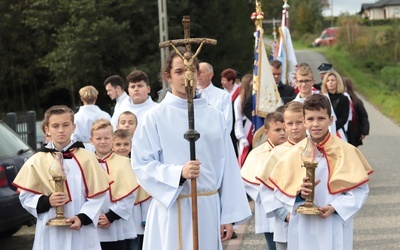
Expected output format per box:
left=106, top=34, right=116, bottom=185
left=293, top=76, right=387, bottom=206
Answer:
left=360, top=0, right=400, bottom=20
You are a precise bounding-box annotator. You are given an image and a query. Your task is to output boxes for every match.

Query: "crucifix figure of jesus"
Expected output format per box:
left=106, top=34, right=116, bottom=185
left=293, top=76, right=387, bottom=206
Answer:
left=168, top=40, right=206, bottom=98
left=160, top=16, right=217, bottom=100
left=159, top=15, right=217, bottom=250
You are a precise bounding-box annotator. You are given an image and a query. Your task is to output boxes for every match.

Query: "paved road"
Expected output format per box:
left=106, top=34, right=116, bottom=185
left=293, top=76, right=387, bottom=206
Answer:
left=224, top=50, right=400, bottom=249
left=3, top=50, right=400, bottom=250
left=0, top=226, right=34, bottom=250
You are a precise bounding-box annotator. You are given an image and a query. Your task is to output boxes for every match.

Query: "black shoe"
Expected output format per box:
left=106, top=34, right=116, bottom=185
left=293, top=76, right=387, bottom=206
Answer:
left=231, top=231, right=237, bottom=239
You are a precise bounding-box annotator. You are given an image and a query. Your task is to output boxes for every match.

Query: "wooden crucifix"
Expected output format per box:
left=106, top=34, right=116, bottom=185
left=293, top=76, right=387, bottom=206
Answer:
left=159, top=16, right=216, bottom=250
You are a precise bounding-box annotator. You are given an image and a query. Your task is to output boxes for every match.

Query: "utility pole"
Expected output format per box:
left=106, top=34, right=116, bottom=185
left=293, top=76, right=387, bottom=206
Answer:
left=158, top=0, right=169, bottom=89
left=331, top=0, right=334, bottom=27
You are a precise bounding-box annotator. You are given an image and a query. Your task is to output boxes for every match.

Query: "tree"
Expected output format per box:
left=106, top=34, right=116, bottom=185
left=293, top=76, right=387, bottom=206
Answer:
left=290, top=0, right=325, bottom=36
left=175, top=0, right=255, bottom=85
left=0, top=0, right=300, bottom=115
left=39, top=0, right=158, bottom=110
left=261, top=0, right=286, bottom=21
left=0, top=0, right=48, bottom=114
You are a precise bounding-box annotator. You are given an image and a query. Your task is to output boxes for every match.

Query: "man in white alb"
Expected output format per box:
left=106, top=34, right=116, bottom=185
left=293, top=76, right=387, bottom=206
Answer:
left=104, top=75, right=130, bottom=129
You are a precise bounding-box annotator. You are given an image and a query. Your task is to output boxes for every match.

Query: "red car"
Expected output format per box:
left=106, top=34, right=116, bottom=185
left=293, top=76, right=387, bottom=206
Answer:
left=312, top=27, right=338, bottom=47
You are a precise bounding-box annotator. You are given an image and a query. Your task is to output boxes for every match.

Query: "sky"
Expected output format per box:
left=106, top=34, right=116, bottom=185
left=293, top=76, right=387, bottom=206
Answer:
left=322, top=0, right=377, bottom=16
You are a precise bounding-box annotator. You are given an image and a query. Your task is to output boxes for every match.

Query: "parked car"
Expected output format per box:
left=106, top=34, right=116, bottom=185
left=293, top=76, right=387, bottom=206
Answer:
left=312, top=27, right=339, bottom=47
left=0, top=121, right=35, bottom=237
left=36, top=121, right=45, bottom=149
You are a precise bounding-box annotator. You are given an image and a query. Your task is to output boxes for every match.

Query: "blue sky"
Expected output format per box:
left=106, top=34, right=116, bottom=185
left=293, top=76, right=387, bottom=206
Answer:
left=322, top=0, right=377, bottom=16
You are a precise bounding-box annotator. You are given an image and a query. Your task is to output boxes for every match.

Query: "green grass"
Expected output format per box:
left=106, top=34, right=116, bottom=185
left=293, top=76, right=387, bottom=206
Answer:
left=292, top=39, right=310, bottom=50
left=275, top=23, right=400, bottom=124
left=366, top=25, right=392, bottom=32
left=292, top=37, right=400, bottom=124
left=318, top=46, right=400, bottom=125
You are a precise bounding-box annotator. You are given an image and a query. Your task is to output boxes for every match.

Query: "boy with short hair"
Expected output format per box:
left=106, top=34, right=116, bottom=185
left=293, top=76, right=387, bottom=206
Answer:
left=112, top=129, right=132, bottom=157
left=90, top=119, right=139, bottom=250
left=115, top=115, right=151, bottom=250
left=293, top=65, right=318, bottom=103
left=73, top=85, right=111, bottom=152
left=116, top=111, right=137, bottom=138
left=241, top=111, right=287, bottom=250
left=111, top=70, right=157, bottom=130
left=257, top=101, right=307, bottom=250
left=13, top=105, right=109, bottom=250
left=268, top=94, right=373, bottom=250
left=294, top=66, right=338, bottom=135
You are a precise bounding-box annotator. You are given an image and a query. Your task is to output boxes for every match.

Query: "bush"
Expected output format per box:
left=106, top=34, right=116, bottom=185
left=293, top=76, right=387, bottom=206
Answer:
left=299, top=32, right=316, bottom=47
left=382, top=23, right=400, bottom=62
left=380, top=66, right=400, bottom=92
left=361, top=19, right=396, bottom=26
left=335, top=17, right=396, bottom=73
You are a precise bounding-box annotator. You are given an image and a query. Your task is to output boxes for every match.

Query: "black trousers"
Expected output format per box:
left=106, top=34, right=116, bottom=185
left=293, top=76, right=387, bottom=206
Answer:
left=100, top=240, right=127, bottom=250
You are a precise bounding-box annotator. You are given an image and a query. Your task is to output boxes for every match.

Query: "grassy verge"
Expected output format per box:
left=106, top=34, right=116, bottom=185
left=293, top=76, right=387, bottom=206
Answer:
left=294, top=41, right=400, bottom=125
left=321, top=46, right=400, bottom=125
left=291, top=39, right=311, bottom=50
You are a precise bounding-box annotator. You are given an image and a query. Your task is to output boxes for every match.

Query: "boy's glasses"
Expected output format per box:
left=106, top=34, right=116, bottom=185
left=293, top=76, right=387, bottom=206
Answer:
left=296, top=79, right=313, bottom=85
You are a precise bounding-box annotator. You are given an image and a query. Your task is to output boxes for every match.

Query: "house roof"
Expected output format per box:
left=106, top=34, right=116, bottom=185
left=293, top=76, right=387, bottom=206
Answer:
left=361, top=0, right=400, bottom=11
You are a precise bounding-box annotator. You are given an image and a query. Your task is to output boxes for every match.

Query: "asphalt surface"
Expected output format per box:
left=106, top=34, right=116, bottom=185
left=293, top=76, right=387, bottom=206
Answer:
left=223, top=50, right=400, bottom=249
left=2, top=50, right=400, bottom=250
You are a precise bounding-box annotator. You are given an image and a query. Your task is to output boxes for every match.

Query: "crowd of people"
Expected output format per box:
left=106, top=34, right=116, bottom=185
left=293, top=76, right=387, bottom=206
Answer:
left=12, top=47, right=373, bottom=250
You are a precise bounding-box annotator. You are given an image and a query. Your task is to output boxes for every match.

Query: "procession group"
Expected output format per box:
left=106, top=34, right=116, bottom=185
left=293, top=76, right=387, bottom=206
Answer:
left=12, top=46, right=373, bottom=250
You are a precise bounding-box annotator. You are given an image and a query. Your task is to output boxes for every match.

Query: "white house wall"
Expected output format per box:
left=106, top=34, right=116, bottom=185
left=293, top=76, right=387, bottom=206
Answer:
left=385, top=6, right=400, bottom=18
left=371, top=8, right=385, bottom=20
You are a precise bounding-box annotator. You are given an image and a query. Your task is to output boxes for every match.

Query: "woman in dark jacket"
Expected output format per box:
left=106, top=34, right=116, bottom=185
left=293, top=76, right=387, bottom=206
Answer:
left=342, top=77, right=370, bottom=147
left=321, top=70, right=350, bottom=141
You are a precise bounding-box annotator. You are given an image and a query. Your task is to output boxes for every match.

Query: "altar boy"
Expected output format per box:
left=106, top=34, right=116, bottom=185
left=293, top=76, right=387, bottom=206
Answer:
left=13, top=105, right=109, bottom=250
left=257, top=101, right=307, bottom=250
left=269, top=94, right=373, bottom=250
left=112, top=128, right=151, bottom=250
left=131, top=47, right=251, bottom=249
left=90, top=119, right=139, bottom=250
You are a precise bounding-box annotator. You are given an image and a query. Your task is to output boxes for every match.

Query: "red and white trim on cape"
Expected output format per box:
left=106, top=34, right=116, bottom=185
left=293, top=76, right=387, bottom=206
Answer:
left=238, top=118, right=253, bottom=168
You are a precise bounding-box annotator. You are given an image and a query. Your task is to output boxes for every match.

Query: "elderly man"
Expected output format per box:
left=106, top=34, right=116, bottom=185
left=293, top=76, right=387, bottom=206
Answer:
left=197, top=62, right=232, bottom=129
